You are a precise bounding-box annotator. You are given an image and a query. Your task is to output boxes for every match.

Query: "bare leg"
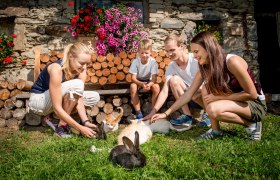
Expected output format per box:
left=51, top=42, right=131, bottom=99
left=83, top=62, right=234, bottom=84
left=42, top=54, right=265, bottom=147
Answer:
left=169, top=75, right=191, bottom=115
left=130, top=83, right=141, bottom=112
left=201, top=86, right=252, bottom=131
left=192, top=88, right=204, bottom=108
left=76, top=97, right=95, bottom=128
left=58, top=93, right=78, bottom=126
left=150, top=84, right=160, bottom=108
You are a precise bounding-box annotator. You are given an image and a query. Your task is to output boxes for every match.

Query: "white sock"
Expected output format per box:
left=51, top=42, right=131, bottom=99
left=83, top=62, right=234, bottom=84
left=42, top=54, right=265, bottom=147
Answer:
left=247, top=122, right=256, bottom=130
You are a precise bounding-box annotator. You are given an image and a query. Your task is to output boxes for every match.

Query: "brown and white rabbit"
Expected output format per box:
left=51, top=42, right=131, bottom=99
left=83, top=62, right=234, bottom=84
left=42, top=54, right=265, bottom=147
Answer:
left=110, top=131, right=146, bottom=169
left=118, top=120, right=152, bottom=145
left=117, top=118, right=171, bottom=145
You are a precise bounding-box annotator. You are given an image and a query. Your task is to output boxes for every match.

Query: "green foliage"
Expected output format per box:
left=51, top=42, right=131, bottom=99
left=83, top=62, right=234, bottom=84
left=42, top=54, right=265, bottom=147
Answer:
left=195, top=22, right=223, bottom=44
left=0, top=114, right=279, bottom=179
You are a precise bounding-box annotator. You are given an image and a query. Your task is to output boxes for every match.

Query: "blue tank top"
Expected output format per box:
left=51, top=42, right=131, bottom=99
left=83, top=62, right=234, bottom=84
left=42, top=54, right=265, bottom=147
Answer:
left=31, top=60, right=65, bottom=93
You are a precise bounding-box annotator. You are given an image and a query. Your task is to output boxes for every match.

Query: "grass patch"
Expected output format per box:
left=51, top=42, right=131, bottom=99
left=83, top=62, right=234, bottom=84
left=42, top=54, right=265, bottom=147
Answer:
left=0, top=114, right=279, bottom=179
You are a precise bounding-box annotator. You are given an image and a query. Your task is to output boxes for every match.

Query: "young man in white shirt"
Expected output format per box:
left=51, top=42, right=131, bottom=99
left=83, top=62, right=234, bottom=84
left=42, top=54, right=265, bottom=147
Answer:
left=143, top=34, right=210, bottom=130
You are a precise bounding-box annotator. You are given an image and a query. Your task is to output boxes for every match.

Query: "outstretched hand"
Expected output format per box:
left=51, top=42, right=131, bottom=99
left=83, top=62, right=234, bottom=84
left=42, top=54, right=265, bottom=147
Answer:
left=80, top=125, right=97, bottom=138
left=150, top=113, right=166, bottom=123
left=142, top=108, right=157, bottom=121
left=84, top=121, right=97, bottom=129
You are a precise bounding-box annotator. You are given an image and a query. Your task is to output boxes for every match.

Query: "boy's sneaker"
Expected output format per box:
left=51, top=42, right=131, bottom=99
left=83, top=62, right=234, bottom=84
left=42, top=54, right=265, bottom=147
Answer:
left=170, top=114, right=194, bottom=127
left=245, top=121, right=262, bottom=141
left=170, top=124, right=192, bottom=132
left=136, top=112, right=143, bottom=120
left=198, top=112, right=211, bottom=127
left=54, top=125, right=72, bottom=138
left=195, top=129, right=223, bottom=141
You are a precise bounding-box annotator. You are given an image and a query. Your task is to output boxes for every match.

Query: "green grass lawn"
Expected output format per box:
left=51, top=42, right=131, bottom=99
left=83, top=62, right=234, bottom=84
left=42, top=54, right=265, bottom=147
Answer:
left=0, top=114, right=279, bottom=179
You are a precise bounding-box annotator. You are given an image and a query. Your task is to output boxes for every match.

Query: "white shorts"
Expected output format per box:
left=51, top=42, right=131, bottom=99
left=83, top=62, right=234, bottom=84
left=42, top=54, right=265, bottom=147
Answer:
left=28, top=79, right=100, bottom=116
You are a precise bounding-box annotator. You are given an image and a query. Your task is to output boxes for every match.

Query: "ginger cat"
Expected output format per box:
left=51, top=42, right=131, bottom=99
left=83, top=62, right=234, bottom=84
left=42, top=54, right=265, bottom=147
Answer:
left=103, top=107, right=124, bottom=133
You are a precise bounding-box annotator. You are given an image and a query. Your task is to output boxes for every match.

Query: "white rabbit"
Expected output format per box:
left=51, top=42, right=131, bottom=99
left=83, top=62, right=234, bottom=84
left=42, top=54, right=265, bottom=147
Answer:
left=118, top=118, right=171, bottom=145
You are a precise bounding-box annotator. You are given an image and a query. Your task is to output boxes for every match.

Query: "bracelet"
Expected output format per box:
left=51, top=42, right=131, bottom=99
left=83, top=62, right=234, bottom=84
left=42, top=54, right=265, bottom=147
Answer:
left=82, top=120, right=91, bottom=126
left=163, top=112, right=168, bottom=117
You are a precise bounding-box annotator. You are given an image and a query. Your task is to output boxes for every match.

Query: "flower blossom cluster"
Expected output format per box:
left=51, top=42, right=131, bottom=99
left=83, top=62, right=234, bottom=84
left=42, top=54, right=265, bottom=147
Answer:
left=68, top=2, right=148, bottom=55
left=0, top=33, right=16, bottom=65
left=67, top=2, right=105, bottom=37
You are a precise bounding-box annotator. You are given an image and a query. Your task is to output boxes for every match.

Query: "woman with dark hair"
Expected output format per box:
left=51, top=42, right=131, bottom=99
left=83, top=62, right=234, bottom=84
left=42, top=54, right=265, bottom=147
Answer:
left=151, top=31, right=267, bottom=141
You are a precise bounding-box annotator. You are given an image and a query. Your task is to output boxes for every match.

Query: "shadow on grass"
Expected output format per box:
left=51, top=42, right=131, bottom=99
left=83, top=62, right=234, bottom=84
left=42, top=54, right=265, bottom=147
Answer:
left=156, top=125, right=242, bottom=143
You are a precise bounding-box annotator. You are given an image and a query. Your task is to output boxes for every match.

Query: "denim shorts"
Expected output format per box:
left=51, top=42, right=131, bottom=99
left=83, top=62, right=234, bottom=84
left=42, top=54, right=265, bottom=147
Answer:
left=28, top=79, right=100, bottom=116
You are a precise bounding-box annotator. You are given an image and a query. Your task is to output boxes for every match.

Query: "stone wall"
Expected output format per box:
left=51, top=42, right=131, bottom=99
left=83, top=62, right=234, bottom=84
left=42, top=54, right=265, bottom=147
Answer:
left=0, top=0, right=74, bottom=82
left=148, top=0, right=259, bottom=77
left=0, top=0, right=259, bottom=82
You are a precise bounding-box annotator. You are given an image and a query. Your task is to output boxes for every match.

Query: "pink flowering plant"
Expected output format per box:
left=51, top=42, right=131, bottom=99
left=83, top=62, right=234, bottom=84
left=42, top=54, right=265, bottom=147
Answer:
left=0, top=33, right=16, bottom=65
left=68, top=2, right=148, bottom=55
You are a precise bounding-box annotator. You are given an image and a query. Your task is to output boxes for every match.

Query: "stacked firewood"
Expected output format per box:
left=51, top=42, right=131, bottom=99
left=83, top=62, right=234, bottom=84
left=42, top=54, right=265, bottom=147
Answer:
left=39, top=51, right=64, bottom=71
left=0, top=50, right=203, bottom=130
left=39, top=50, right=171, bottom=85
left=84, top=93, right=201, bottom=124
left=85, top=95, right=133, bottom=124
left=88, top=51, right=171, bottom=85
left=0, top=79, right=33, bottom=129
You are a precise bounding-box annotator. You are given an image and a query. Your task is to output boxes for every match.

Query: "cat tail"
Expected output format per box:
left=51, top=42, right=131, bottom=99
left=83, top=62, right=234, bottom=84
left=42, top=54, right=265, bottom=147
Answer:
left=114, top=107, right=124, bottom=122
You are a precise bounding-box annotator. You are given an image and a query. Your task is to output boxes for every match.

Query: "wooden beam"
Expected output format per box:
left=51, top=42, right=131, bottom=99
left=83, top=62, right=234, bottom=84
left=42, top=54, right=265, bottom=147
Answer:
left=34, top=48, right=41, bottom=82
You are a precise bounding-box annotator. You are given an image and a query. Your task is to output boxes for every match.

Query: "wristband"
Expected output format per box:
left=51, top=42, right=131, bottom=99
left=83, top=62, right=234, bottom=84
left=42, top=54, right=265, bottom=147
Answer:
left=164, top=112, right=168, bottom=117
left=82, top=120, right=90, bottom=126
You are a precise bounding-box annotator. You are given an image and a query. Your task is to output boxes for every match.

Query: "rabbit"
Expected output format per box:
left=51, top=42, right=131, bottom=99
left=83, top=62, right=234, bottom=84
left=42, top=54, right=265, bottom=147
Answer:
left=118, top=120, right=153, bottom=145
left=118, top=118, right=171, bottom=145
left=110, top=131, right=146, bottom=169
left=142, top=118, right=171, bottom=134
left=95, top=121, right=107, bottom=140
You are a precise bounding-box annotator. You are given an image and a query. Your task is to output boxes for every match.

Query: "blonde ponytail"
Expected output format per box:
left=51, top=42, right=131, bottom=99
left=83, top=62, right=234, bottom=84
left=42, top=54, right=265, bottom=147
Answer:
left=61, top=42, right=93, bottom=80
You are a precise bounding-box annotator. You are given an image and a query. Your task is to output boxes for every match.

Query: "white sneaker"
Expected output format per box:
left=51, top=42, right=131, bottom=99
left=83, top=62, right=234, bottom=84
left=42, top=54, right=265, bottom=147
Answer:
left=245, top=122, right=262, bottom=140
left=170, top=124, right=192, bottom=132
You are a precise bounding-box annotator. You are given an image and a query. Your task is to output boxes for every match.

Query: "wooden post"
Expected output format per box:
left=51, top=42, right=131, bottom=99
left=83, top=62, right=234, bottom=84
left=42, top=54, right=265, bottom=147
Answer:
left=34, top=48, right=41, bottom=81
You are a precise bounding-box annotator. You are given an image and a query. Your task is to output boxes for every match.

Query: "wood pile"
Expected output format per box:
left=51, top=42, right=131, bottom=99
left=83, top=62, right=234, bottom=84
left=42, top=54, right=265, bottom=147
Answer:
left=0, top=78, right=202, bottom=129
left=0, top=50, right=204, bottom=130
left=39, top=50, right=171, bottom=85
left=0, top=79, right=33, bottom=130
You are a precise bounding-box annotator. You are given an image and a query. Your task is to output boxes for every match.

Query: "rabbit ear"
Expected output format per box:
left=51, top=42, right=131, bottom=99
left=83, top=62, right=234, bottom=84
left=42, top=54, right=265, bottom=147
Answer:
left=134, top=131, right=140, bottom=150
left=122, top=136, right=137, bottom=153
left=100, top=121, right=104, bottom=128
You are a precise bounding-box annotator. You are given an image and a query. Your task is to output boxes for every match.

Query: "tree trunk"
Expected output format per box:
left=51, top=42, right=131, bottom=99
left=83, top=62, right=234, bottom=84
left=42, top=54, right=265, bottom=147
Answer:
left=6, top=118, right=19, bottom=130
left=112, top=97, right=122, bottom=107
left=16, top=79, right=34, bottom=90
left=103, top=103, right=113, bottom=114
left=13, top=108, right=26, bottom=120
left=14, top=99, right=24, bottom=108
left=25, top=112, right=41, bottom=126
left=0, top=118, right=6, bottom=128
left=96, top=100, right=105, bottom=108
left=4, top=99, right=15, bottom=110
left=96, top=112, right=106, bottom=124
left=122, top=103, right=132, bottom=117
left=0, top=108, right=13, bottom=119
left=86, top=105, right=99, bottom=117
